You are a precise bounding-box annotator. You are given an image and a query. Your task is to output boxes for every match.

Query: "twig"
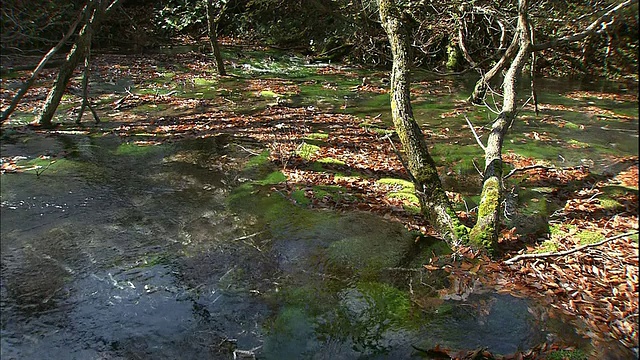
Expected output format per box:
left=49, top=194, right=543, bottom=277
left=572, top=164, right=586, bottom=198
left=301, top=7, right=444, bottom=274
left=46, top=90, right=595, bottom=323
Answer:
left=472, top=158, right=484, bottom=176
left=230, top=231, right=265, bottom=242
left=464, top=115, right=486, bottom=151
left=504, top=230, right=639, bottom=265
left=235, top=144, right=261, bottom=156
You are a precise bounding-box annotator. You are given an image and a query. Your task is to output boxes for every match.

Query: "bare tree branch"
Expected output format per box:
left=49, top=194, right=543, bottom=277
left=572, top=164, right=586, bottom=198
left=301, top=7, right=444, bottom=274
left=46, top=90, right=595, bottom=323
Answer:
left=531, top=0, right=638, bottom=51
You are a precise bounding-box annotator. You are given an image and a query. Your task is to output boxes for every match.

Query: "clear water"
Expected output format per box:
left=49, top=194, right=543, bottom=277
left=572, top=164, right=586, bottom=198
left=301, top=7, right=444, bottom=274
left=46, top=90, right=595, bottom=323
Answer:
left=0, top=131, right=597, bottom=359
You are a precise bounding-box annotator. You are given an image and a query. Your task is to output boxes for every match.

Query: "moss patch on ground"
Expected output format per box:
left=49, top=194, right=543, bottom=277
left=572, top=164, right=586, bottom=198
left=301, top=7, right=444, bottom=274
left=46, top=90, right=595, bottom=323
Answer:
left=576, top=230, right=604, bottom=245
left=296, top=142, right=320, bottom=160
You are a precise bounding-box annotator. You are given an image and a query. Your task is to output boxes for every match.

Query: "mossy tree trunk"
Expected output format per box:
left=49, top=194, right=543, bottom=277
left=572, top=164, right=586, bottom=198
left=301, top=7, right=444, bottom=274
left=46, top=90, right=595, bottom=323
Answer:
left=378, top=0, right=468, bottom=245
left=36, top=0, right=122, bottom=127
left=468, top=0, right=531, bottom=252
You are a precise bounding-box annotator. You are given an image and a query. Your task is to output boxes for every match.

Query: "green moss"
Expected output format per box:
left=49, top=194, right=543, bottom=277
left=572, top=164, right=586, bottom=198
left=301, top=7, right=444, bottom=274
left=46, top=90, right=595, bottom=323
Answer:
left=377, top=178, right=414, bottom=191
left=311, top=185, right=350, bottom=202
left=296, top=142, right=320, bottom=160
left=469, top=177, right=499, bottom=251
left=334, top=172, right=367, bottom=182
left=477, top=177, right=500, bottom=219
left=317, top=157, right=345, bottom=166
left=244, top=150, right=270, bottom=169
left=547, top=349, right=587, bottom=360
left=114, top=142, right=162, bottom=156
left=577, top=230, right=604, bottom=245
left=355, top=282, right=411, bottom=322
left=567, top=139, right=590, bottom=148
left=563, top=121, right=581, bottom=130
left=537, top=240, right=559, bottom=253
left=598, top=197, right=623, bottom=210
left=193, top=77, right=217, bottom=86
left=304, top=132, right=329, bottom=140
left=227, top=183, right=256, bottom=207
left=387, top=192, right=421, bottom=214
left=257, top=171, right=287, bottom=185
left=387, top=192, right=419, bottom=203
left=549, top=223, right=577, bottom=238
left=290, top=189, right=311, bottom=206
left=258, top=90, right=281, bottom=98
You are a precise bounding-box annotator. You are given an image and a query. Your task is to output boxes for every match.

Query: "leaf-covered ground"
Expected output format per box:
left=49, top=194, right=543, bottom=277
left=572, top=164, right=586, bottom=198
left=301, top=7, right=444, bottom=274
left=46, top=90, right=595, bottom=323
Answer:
left=1, top=47, right=638, bottom=358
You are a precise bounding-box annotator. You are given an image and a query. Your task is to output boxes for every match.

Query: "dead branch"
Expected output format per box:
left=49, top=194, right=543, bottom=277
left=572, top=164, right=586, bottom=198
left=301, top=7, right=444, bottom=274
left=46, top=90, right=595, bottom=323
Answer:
left=531, top=0, right=638, bottom=51
left=504, top=230, right=639, bottom=265
left=503, top=164, right=587, bottom=180
left=464, top=114, right=486, bottom=151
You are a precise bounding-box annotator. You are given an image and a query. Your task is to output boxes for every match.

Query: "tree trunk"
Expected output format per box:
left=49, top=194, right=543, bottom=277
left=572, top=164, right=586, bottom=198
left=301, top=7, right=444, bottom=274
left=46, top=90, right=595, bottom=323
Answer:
left=37, top=28, right=90, bottom=127
left=467, top=34, right=519, bottom=105
left=36, top=0, right=122, bottom=127
left=0, top=5, right=86, bottom=124
left=379, top=0, right=468, bottom=245
left=206, top=0, right=226, bottom=76
left=469, top=0, right=531, bottom=252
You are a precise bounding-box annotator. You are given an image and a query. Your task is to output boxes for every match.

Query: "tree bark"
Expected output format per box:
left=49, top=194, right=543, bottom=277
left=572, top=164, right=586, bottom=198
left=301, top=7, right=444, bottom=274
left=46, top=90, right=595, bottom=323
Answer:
left=36, top=0, right=122, bottom=127
left=206, top=0, right=226, bottom=76
left=469, top=0, right=532, bottom=251
left=379, top=0, right=468, bottom=245
left=0, top=5, right=86, bottom=124
left=467, top=33, right=519, bottom=105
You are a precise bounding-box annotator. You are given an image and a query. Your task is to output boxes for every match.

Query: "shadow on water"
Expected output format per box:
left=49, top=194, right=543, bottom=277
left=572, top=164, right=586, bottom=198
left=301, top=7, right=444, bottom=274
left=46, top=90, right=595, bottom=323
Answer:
left=0, top=131, right=604, bottom=359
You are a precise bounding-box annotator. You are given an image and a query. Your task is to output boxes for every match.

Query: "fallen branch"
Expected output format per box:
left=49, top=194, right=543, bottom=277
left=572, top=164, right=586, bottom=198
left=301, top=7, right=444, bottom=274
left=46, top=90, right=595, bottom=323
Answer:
left=504, top=230, right=639, bottom=265
left=503, top=164, right=587, bottom=180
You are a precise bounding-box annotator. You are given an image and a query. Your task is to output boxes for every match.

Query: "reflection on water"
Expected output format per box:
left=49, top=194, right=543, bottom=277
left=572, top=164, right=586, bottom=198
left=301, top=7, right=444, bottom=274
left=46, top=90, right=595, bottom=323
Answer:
left=0, top=130, right=623, bottom=359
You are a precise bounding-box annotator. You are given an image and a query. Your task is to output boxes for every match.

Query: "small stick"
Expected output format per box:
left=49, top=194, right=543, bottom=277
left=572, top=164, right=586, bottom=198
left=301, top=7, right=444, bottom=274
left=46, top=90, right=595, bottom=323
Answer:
left=464, top=115, right=486, bottom=151
left=504, top=230, right=639, bottom=265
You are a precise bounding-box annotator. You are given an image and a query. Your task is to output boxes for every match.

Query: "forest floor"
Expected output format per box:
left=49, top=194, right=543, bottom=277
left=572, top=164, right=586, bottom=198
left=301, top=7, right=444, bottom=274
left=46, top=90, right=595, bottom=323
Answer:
left=1, top=44, right=638, bottom=358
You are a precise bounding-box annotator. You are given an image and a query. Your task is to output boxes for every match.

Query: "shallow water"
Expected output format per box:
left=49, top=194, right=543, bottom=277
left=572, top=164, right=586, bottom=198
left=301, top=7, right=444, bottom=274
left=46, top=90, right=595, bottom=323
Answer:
left=1, top=131, right=601, bottom=359
left=2, top=45, right=637, bottom=358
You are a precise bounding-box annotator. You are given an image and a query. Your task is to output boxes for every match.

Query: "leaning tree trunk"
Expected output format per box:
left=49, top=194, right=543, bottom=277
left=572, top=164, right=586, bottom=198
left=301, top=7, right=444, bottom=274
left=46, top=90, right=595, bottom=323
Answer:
left=469, top=0, right=531, bottom=252
left=379, top=0, right=468, bottom=245
left=206, top=0, right=226, bottom=76
left=0, top=5, right=86, bottom=125
left=37, top=27, right=90, bottom=127
left=37, top=0, right=121, bottom=127
left=467, top=34, right=519, bottom=105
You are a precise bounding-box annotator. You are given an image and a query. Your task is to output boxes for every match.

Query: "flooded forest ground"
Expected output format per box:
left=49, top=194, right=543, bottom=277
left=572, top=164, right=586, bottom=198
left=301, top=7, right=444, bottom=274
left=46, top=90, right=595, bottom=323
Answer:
left=1, top=43, right=638, bottom=359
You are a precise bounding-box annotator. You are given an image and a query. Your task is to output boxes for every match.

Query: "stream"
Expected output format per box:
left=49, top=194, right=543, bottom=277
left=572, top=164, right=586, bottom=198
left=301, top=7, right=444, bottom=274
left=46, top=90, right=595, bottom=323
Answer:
left=1, top=45, right=638, bottom=358
left=1, top=131, right=595, bottom=359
